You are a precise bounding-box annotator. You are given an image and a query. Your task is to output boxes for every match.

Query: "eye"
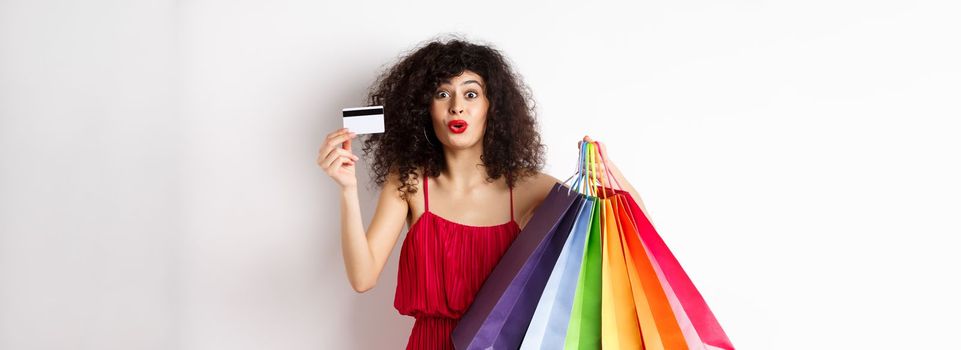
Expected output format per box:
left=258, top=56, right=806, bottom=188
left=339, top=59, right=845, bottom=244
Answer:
left=466, top=91, right=479, bottom=99
left=436, top=91, right=449, bottom=98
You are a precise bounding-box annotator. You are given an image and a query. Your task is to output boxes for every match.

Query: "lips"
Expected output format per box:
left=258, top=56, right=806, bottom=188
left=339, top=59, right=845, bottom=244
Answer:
left=447, top=119, right=468, bottom=134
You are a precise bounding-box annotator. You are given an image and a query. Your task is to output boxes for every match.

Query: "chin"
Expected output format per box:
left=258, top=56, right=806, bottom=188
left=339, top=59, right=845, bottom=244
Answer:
left=443, top=134, right=483, bottom=149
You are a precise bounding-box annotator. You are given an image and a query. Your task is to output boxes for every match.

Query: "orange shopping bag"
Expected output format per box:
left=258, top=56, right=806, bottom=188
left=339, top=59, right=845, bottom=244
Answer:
left=599, top=192, right=643, bottom=349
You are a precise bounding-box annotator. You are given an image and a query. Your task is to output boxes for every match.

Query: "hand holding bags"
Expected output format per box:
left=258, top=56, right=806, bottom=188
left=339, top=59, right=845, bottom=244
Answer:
left=453, top=140, right=734, bottom=350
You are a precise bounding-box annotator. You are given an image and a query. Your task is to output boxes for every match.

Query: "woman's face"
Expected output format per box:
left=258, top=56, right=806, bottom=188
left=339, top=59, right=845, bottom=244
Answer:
left=429, top=70, right=490, bottom=150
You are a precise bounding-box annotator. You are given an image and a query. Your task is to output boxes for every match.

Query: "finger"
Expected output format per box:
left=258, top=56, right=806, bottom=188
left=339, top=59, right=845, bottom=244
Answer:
left=341, top=156, right=357, bottom=168
left=328, top=157, right=350, bottom=173
left=323, top=148, right=351, bottom=168
left=324, top=148, right=359, bottom=169
left=321, top=129, right=351, bottom=153
left=336, top=156, right=355, bottom=170
left=322, top=148, right=360, bottom=168
left=577, top=138, right=591, bottom=149
left=324, top=132, right=355, bottom=153
left=325, top=128, right=350, bottom=143
left=322, top=151, right=339, bottom=170
left=331, top=148, right=359, bottom=163
left=319, top=132, right=340, bottom=154
left=342, top=134, right=355, bottom=151
left=319, top=143, right=335, bottom=162
left=338, top=147, right=359, bottom=160
left=323, top=152, right=354, bottom=170
left=317, top=144, right=353, bottom=165
left=323, top=129, right=350, bottom=148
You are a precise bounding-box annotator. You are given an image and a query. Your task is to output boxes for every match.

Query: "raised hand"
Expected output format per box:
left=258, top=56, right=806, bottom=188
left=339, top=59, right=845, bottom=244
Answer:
left=577, top=135, right=614, bottom=186
left=318, top=128, right=360, bottom=190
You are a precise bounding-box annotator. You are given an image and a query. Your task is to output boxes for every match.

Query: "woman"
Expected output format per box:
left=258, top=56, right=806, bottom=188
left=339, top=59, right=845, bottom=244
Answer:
left=317, top=37, right=647, bottom=349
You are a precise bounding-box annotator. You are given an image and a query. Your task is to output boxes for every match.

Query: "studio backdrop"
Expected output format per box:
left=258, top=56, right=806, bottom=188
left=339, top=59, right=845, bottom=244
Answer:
left=1, top=0, right=959, bottom=349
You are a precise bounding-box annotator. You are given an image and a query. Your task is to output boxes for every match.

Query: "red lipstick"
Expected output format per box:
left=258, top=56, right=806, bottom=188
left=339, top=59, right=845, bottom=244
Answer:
left=447, top=119, right=468, bottom=134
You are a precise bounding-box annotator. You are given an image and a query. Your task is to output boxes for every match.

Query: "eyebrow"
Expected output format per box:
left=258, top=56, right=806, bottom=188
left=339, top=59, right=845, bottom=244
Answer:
left=440, top=79, right=484, bottom=89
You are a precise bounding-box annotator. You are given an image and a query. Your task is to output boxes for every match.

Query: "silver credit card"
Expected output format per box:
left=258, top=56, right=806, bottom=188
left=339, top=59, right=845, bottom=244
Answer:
left=342, top=106, right=384, bottom=134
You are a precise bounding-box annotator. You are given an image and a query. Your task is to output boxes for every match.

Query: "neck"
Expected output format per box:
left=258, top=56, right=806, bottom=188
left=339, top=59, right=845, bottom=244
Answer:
left=439, top=142, right=488, bottom=191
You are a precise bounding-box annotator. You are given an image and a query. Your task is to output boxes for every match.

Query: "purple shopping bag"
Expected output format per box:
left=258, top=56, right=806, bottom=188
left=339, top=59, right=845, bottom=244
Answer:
left=452, top=183, right=581, bottom=350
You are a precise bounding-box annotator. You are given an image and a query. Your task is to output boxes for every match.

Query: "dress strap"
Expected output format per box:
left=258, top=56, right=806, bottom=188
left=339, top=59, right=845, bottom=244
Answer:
left=509, top=185, right=515, bottom=223
left=423, top=175, right=429, bottom=213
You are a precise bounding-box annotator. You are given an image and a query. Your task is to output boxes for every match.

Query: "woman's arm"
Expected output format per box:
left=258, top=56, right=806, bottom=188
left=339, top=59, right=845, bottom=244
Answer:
left=339, top=172, right=409, bottom=293
left=601, top=158, right=651, bottom=219
left=320, top=129, right=408, bottom=293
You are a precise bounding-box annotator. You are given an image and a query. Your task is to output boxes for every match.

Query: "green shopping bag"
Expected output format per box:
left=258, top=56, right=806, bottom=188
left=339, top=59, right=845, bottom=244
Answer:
left=564, top=199, right=602, bottom=349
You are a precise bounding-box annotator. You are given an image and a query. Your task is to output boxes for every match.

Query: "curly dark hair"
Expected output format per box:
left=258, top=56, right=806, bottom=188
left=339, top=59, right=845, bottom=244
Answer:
left=361, top=35, right=546, bottom=199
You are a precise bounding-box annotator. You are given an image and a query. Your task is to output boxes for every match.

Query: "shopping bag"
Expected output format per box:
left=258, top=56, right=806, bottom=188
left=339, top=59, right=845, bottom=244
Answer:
left=563, top=194, right=602, bottom=349
left=574, top=138, right=732, bottom=349
left=456, top=139, right=734, bottom=350
left=617, top=188, right=735, bottom=349
left=605, top=189, right=688, bottom=350
left=552, top=142, right=605, bottom=349
left=452, top=183, right=581, bottom=350
left=599, top=194, right=643, bottom=349
left=520, top=197, right=595, bottom=349
left=486, top=193, right=584, bottom=349
left=634, top=205, right=706, bottom=349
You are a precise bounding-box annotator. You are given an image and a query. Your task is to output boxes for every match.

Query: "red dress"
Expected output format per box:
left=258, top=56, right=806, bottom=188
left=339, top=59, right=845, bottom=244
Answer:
left=394, top=176, right=521, bottom=349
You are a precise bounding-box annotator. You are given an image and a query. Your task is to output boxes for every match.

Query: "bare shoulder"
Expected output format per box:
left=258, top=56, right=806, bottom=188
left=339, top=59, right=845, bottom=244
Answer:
left=518, top=171, right=561, bottom=193
left=514, top=171, right=562, bottom=228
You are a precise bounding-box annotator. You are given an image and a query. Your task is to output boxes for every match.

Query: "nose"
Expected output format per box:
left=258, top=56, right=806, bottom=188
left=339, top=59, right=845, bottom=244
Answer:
left=449, top=97, right=464, bottom=115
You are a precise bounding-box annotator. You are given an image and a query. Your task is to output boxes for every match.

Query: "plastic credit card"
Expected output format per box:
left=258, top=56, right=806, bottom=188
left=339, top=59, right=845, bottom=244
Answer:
left=342, top=106, right=385, bottom=134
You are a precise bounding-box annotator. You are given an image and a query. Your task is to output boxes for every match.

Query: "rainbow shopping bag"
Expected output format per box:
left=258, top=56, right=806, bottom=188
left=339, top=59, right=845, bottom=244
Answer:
left=453, top=140, right=734, bottom=350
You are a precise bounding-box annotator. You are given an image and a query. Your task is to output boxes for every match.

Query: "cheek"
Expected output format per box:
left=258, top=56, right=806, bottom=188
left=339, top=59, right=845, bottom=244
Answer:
left=479, top=104, right=490, bottom=125
left=473, top=99, right=490, bottom=116
left=477, top=114, right=489, bottom=132
left=429, top=104, right=445, bottom=122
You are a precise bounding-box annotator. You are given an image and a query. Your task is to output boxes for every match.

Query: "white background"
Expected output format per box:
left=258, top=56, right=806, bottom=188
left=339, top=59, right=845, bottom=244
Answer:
left=2, top=0, right=959, bottom=349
